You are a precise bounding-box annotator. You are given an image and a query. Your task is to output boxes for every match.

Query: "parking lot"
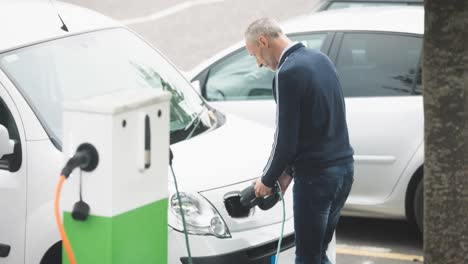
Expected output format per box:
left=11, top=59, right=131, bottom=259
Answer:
left=63, top=0, right=424, bottom=263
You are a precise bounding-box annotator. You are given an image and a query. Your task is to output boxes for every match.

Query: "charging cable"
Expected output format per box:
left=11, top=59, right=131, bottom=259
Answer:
left=169, top=150, right=193, bottom=264
left=54, top=143, right=99, bottom=264
left=274, top=181, right=286, bottom=264
left=169, top=149, right=285, bottom=264
left=55, top=174, right=76, bottom=264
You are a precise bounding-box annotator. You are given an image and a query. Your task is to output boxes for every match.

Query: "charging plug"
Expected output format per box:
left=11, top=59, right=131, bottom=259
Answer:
left=72, top=200, right=90, bottom=221
left=61, top=143, right=99, bottom=178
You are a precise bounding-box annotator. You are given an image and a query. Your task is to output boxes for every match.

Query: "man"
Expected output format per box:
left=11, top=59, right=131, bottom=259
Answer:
left=245, top=18, right=354, bottom=264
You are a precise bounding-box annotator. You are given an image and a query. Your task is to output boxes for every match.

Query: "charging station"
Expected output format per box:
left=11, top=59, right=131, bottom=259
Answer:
left=60, top=89, right=171, bottom=264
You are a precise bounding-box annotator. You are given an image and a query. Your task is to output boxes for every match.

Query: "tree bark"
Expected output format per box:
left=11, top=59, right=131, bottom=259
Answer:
left=424, top=0, right=468, bottom=263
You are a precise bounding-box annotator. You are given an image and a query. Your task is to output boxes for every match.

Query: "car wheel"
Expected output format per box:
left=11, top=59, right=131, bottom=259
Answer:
left=40, top=241, right=62, bottom=264
left=413, top=179, right=423, bottom=233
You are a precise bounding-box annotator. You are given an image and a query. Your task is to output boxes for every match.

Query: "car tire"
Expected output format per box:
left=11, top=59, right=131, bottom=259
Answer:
left=413, top=179, right=423, bottom=233
left=40, top=241, right=62, bottom=264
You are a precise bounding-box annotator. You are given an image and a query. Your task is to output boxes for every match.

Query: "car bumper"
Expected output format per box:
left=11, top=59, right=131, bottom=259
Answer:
left=169, top=210, right=336, bottom=264
left=180, top=234, right=296, bottom=264
left=169, top=216, right=296, bottom=264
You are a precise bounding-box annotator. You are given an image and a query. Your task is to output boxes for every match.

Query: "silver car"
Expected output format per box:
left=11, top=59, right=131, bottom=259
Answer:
left=189, top=6, right=425, bottom=232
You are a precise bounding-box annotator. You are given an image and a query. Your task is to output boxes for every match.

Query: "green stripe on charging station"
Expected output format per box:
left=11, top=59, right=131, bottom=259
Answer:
left=63, top=198, right=168, bottom=264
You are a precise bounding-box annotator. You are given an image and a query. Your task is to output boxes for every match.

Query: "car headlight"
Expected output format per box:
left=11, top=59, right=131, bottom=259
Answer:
left=169, top=191, right=231, bottom=238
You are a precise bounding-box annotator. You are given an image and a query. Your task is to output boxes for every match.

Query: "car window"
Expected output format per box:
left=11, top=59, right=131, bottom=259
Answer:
left=414, top=62, right=422, bottom=94
left=204, top=33, right=327, bottom=101
left=291, top=34, right=327, bottom=50
left=335, top=33, right=422, bottom=97
left=0, top=96, right=21, bottom=172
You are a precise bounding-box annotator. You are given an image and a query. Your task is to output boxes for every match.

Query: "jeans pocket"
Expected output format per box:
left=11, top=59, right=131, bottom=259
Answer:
left=296, top=176, right=338, bottom=203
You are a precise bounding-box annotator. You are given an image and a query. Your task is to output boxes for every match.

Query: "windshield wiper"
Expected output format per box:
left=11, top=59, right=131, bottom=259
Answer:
left=184, top=108, right=206, bottom=140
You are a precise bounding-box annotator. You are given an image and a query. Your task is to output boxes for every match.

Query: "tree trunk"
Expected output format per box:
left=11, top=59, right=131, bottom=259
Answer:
left=423, top=0, right=468, bottom=263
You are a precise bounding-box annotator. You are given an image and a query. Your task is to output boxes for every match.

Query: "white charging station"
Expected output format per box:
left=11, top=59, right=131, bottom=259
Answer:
left=60, top=89, right=171, bottom=264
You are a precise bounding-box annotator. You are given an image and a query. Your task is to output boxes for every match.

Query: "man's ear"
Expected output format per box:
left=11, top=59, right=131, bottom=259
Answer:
left=258, top=36, right=268, bottom=48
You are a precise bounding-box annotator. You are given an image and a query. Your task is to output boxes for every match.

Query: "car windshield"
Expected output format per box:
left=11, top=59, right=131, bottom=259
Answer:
left=0, top=28, right=216, bottom=146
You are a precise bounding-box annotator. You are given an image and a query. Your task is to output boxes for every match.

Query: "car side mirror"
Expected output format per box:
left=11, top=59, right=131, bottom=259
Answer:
left=0, top=125, right=14, bottom=159
left=191, top=80, right=201, bottom=95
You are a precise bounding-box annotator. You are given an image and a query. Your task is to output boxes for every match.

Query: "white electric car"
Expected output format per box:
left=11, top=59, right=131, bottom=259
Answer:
left=189, top=6, right=425, bottom=232
left=0, top=1, right=322, bottom=263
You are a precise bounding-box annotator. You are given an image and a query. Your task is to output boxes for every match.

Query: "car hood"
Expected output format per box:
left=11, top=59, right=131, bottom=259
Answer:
left=169, top=113, right=274, bottom=192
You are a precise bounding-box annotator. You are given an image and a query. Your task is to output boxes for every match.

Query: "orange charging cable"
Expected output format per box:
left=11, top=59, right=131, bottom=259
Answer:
left=54, top=175, right=77, bottom=264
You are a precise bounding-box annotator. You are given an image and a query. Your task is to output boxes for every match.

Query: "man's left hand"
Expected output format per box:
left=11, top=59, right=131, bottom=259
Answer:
left=254, top=178, right=272, bottom=197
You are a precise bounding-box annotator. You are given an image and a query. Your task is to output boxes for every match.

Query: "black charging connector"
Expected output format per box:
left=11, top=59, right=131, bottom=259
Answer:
left=61, top=143, right=99, bottom=222
left=61, top=143, right=99, bottom=178
left=72, top=200, right=90, bottom=221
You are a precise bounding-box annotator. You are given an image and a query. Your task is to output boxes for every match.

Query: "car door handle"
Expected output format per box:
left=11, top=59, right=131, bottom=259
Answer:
left=0, top=243, right=11, bottom=257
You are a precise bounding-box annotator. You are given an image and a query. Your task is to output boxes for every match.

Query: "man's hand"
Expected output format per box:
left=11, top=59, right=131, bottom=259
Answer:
left=254, top=178, right=272, bottom=197
left=278, top=171, right=293, bottom=195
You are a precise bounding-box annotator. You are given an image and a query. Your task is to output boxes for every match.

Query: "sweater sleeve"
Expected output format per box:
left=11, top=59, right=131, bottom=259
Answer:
left=261, top=68, right=302, bottom=187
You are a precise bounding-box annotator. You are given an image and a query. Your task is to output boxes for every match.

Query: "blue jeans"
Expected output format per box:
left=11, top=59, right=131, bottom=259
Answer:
left=293, top=162, right=354, bottom=264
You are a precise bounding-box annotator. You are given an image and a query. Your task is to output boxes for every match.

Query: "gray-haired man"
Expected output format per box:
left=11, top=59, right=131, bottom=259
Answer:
left=246, top=18, right=355, bottom=264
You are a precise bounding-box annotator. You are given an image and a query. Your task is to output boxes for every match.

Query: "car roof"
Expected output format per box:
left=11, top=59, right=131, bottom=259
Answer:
left=316, top=0, right=423, bottom=11
left=282, top=6, right=423, bottom=34
left=327, top=0, right=423, bottom=3
left=188, top=6, right=423, bottom=78
left=0, top=0, right=120, bottom=53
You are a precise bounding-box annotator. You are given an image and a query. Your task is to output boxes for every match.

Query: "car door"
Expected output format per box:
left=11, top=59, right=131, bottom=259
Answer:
left=0, top=81, right=27, bottom=264
left=196, top=32, right=333, bottom=127
left=330, top=32, right=423, bottom=204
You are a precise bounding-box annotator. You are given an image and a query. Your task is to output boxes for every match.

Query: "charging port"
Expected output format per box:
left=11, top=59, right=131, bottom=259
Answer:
left=223, top=191, right=253, bottom=218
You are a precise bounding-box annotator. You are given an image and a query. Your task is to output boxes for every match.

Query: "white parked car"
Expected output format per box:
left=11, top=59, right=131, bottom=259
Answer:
left=0, top=1, right=320, bottom=263
left=189, top=7, right=425, bottom=232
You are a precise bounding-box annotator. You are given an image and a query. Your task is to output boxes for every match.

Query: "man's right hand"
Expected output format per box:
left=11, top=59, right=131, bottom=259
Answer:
left=278, top=170, right=293, bottom=195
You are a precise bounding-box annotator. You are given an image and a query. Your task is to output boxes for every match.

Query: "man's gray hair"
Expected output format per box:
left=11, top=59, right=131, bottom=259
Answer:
left=245, top=18, right=283, bottom=45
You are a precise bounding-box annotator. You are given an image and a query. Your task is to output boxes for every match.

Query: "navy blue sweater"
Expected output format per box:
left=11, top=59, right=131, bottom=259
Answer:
left=261, top=43, right=354, bottom=187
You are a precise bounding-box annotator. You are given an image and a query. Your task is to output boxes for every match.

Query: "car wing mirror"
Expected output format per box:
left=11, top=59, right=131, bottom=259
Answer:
left=0, top=125, right=14, bottom=159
